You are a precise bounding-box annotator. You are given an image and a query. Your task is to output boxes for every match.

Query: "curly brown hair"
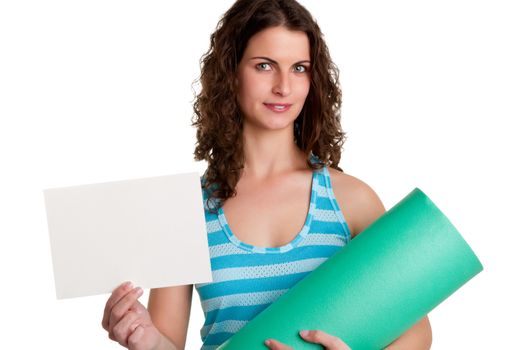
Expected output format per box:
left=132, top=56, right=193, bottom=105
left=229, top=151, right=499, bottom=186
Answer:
left=192, top=0, right=346, bottom=212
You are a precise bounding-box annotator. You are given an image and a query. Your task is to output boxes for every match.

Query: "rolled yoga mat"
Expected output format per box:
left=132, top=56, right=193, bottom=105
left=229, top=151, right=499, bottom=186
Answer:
left=217, top=188, right=483, bottom=350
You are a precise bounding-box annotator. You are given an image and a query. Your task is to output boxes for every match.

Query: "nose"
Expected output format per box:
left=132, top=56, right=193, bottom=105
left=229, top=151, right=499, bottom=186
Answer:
left=272, top=71, right=291, bottom=97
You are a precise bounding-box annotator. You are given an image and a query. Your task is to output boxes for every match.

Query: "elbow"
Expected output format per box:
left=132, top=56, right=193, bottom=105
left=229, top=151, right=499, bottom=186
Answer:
left=385, top=316, right=433, bottom=350
left=422, top=316, right=433, bottom=349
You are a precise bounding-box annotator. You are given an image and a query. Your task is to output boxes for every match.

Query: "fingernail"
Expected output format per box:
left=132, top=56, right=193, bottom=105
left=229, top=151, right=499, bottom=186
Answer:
left=300, top=330, right=309, bottom=337
left=135, top=287, right=143, bottom=295
left=124, top=281, right=133, bottom=290
left=264, top=340, right=271, bottom=346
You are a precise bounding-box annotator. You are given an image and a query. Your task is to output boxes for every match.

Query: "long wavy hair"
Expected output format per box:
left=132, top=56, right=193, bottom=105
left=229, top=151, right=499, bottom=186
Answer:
left=192, top=0, right=346, bottom=212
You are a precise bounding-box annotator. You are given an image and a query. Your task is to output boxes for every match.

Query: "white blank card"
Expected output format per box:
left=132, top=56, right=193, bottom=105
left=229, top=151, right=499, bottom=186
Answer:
left=43, top=172, right=212, bottom=299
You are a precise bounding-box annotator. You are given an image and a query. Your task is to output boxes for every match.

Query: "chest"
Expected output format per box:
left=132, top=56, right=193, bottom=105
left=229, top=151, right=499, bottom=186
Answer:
left=221, top=174, right=313, bottom=248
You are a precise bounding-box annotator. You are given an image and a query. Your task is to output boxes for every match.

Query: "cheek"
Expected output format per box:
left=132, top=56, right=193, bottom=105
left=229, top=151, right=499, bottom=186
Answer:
left=295, top=78, right=311, bottom=101
left=238, top=75, right=268, bottom=106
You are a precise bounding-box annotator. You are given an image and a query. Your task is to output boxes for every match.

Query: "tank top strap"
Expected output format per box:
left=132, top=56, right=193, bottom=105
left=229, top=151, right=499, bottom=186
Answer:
left=310, top=158, right=353, bottom=243
left=308, top=152, right=324, bottom=166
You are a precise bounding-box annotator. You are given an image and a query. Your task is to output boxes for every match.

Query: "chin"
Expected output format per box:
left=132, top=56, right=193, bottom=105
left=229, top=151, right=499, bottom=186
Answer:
left=242, top=106, right=300, bottom=131
left=260, top=116, right=297, bottom=131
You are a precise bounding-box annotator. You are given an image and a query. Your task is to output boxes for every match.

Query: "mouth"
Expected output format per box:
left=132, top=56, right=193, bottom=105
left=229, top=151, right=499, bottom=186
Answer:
left=263, top=103, right=292, bottom=113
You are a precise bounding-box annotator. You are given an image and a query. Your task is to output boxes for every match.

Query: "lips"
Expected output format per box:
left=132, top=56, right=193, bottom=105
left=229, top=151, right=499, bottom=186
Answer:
left=264, top=103, right=292, bottom=113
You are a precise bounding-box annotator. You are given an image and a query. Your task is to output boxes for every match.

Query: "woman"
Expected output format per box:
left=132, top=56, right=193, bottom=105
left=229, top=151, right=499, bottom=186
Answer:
left=102, top=1, right=433, bottom=349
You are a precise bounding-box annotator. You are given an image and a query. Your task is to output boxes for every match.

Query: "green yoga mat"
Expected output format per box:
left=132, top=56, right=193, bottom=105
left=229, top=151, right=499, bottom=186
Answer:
left=217, top=188, right=483, bottom=350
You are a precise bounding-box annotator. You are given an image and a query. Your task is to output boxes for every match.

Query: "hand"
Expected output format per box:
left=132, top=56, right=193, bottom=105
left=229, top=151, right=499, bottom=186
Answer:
left=102, top=281, right=163, bottom=350
left=265, top=330, right=352, bottom=350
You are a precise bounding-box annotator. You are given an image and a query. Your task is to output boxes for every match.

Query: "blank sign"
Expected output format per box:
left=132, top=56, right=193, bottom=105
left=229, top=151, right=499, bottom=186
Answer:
left=43, top=172, right=212, bottom=299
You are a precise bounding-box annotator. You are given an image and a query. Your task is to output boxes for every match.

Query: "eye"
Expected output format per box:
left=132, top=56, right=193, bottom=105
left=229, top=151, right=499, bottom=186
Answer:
left=256, top=63, right=272, bottom=71
left=294, top=65, right=309, bottom=73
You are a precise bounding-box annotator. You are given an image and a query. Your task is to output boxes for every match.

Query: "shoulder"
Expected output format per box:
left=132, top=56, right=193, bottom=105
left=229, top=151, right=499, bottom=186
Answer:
left=327, top=167, right=386, bottom=238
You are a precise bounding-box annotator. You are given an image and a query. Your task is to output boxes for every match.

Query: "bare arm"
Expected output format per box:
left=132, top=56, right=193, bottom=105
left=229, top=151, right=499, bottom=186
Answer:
left=384, top=316, right=432, bottom=349
left=330, top=169, right=433, bottom=349
left=148, top=284, right=194, bottom=350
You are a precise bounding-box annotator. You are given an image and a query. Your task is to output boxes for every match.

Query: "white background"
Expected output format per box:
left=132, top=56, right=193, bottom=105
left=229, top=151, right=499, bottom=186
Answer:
left=1, top=0, right=525, bottom=348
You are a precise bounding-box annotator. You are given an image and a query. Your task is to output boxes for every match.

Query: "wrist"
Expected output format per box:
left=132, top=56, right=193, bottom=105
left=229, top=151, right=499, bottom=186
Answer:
left=154, top=333, right=180, bottom=350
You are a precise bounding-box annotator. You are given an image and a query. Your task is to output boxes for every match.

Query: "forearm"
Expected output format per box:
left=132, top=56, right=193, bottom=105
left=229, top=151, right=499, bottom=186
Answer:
left=383, top=316, right=432, bottom=350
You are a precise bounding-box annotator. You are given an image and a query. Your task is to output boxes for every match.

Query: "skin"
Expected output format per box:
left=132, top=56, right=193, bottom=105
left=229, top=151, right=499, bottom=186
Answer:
left=236, top=26, right=311, bottom=141
left=100, top=25, right=432, bottom=350
left=101, top=283, right=162, bottom=349
left=232, top=25, right=432, bottom=350
left=223, top=25, right=314, bottom=247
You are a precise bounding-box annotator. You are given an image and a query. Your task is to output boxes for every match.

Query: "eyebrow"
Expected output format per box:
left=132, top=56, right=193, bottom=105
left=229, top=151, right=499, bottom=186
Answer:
left=250, top=56, right=311, bottom=65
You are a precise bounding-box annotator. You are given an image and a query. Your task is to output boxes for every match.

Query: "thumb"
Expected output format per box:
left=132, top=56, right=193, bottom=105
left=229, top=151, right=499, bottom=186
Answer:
left=300, top=330, right=323, bottom=343
left=300, top=330, right=351, bottom=350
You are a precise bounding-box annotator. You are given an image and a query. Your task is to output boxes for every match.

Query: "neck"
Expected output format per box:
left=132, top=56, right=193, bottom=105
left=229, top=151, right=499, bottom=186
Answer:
left=241, top=123, right=307, bottom=180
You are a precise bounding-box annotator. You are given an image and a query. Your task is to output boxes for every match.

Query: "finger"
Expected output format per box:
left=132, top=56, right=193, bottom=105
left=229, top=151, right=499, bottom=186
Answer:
left=300, top=330, right=350, bottom=349
left=108, top=286, right=144, bottom=332
left=264, top=339, right=293, bottom=350
left=108, top=286, right=144, bottom=331
left=111, top=309, right=142, bottom=347
left=127, top=325, right=145, bottom=350
left=102, top=281, right=134, bottom=330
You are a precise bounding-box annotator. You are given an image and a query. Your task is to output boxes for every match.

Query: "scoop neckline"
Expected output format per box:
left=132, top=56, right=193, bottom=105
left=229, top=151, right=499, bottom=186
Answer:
left=217, top=169, right=320, bottom=254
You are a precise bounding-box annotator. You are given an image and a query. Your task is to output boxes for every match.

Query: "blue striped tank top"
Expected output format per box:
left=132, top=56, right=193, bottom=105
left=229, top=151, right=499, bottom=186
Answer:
left=195, top=160, right=352, bottom=350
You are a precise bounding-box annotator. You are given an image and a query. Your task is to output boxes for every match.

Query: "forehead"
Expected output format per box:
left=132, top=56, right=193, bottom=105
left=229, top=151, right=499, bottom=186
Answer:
left=243, top=26, right=310, bottom=61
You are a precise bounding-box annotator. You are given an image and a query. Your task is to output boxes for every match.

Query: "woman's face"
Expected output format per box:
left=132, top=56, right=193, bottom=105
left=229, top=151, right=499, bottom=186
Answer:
left=236, top=26, right=311, bottom=131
